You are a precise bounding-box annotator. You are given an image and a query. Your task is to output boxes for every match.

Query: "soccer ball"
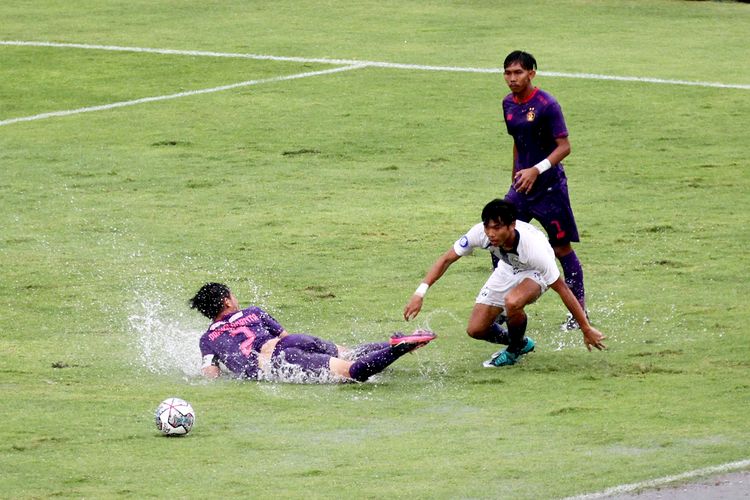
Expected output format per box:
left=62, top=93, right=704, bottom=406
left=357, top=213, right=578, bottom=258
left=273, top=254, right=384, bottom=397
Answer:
left=154, top=397, right=195, bottom=436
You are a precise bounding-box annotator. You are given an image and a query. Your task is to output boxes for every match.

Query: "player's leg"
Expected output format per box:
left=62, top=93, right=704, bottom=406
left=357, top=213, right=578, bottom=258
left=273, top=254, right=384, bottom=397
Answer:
left=504, top=187, right=533, bottom=224
left=469, top=265, right=527, bottom=344
left=529, top=185, right=586, bottom=328
left=553, top=243, right=587, bottom=329
left=341, top=341, right=391, bottom=360
left=503, top=277, right=543, bottom=353
left=338, top=333, right=436, bottom=382
left=273, top=333, right=436, bottom=382
left=467, top=302, right=509, bottom=343
left=295, top=333, right=424, bottom=362
left=269, top=335, right=337, bottom=380
left=482, top=272, right=544, bottom=368
left=554, top=243, right=585, bottom=308
left=286, top=333, right=390, bottom=361
left=286, top=334, right=340, bottom=355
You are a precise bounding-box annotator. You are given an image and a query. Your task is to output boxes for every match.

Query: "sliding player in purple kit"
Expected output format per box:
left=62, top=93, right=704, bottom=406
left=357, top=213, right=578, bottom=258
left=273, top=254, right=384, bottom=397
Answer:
left=190, top=283, right=435, bottom=383
left=500, top=50, right=588, bottom=331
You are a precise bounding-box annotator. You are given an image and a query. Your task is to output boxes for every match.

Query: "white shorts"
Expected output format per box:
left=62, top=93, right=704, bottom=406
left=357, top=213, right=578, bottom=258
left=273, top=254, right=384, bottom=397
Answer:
left=475, top=267, right=549, bottom=310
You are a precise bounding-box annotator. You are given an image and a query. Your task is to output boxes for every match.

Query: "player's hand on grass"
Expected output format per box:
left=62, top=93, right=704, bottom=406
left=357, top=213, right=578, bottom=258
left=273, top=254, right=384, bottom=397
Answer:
left=582, top=326, right=607, bottom=351
left=403, top=295, right=424, bottom=321
left=513, top=167, right=539, bottom=194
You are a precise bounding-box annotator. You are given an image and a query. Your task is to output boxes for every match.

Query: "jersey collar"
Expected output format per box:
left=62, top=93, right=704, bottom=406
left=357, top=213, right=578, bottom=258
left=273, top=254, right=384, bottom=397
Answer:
left=500, top=229, right=521, bottom=255
left=210, top=310, right=243, bottom=330
left=513, top=87, right=539, bottom=105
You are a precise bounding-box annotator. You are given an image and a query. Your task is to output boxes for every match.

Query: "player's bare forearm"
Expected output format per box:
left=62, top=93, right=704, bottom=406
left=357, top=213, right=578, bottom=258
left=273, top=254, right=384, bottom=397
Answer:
left=550, top=278, right=606, bottom=350
left=550, top=278, right=587, bottom=325
left=404, top=249, right=461, bottom=321
left=418, top=249, right=461, bottom=290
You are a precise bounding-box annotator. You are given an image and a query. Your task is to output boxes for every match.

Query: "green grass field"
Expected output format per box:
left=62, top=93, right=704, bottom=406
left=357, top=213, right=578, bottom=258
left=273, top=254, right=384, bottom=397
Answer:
left=2, top=1, right=749, bottom=498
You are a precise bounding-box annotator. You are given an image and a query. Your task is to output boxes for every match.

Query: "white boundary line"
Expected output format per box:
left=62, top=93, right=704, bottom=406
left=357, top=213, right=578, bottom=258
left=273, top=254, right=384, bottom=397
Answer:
left=1, top=39, right=748, bottom=127
left=562, top=458, right=750, bottom=499
left=0, top=64, right=365, bottom=126
left=2, top=40, right=749, bottom=90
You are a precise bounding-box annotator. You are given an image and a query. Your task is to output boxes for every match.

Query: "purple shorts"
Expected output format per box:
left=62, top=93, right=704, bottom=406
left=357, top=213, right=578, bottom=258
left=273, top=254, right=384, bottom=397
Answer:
left=505, top=180, right=579, bottom=246
left=271, top=334, right=339, bottom=375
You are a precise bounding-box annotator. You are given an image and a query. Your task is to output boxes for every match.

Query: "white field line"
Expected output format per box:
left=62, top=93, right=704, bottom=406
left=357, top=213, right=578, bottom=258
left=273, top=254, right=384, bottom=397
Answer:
left=562, top=458, right=750, bottom=500
left=0, top=64, right=365, bottom=126
left=2, top=40, right=750, bottom=90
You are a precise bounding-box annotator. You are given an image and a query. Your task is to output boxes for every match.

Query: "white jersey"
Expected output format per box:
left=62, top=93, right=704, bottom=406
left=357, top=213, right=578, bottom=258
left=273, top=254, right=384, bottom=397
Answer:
left=453, top=220, right=560, bottom=286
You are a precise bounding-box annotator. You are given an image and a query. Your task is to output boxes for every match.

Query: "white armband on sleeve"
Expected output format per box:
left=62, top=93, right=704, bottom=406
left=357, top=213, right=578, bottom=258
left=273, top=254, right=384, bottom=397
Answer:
left=202, top=354, right=219, bottom=369
left=534, top=158, right=552, bottom=174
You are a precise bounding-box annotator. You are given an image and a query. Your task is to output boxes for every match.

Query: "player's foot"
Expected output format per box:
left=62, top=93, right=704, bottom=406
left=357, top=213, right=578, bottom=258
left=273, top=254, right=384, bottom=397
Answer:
left=389, top=330, right=437, bottom=349
left=482, top=337, right=535, bottom=368
left=560, top=311, right=589, bottom=331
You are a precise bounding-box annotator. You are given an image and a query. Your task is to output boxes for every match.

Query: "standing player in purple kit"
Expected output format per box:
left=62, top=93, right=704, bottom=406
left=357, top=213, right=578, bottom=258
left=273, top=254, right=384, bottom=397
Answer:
left=190, top=282, right=436, bottom=383
left=500, top=50, right=588, bottom=331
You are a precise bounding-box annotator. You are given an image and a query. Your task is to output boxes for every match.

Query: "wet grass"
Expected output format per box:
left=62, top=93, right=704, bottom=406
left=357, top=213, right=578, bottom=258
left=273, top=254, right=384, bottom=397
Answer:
left=1, top=0, right=749, bottom=498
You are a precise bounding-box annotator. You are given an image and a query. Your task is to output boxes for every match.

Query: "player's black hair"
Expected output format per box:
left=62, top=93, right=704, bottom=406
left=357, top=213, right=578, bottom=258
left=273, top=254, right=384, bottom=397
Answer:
left=504, top=50, right=537, bottom=71
left=481, top=199, right=517, bottom=226
left=189, top=282, right=232, bottom=319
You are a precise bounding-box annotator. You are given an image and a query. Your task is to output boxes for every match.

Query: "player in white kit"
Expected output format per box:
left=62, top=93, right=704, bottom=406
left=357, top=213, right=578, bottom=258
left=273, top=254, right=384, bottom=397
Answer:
left=404, top=199, right=605, bottom=367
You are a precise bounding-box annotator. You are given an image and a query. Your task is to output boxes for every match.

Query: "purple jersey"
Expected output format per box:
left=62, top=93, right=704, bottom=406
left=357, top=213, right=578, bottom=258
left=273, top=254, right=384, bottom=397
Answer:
left=502, top=88, right=568, bottom=197
left=199, top=307, right=285, bottom=379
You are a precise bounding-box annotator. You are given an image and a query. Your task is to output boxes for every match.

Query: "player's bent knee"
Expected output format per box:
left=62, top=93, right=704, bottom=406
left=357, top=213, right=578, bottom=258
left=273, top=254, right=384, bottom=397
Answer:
left=503, top=297, right=523, bottom=315
left=466, top=327, right=486, bottom=339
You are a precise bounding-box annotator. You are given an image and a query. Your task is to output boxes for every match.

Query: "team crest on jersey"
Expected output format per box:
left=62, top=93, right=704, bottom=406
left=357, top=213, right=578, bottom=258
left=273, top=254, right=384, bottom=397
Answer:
left=526, top=108, right=536, bottom=121
left=459, top=236, right=469, bottom=248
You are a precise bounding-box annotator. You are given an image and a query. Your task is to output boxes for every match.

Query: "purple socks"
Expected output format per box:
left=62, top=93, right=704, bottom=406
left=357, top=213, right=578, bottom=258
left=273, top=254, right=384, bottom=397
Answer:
left=348, top=343, right=416, bottom=382
left=350, top=342, right=390, bottom=359
left=558, top=251, right=586, bottom=308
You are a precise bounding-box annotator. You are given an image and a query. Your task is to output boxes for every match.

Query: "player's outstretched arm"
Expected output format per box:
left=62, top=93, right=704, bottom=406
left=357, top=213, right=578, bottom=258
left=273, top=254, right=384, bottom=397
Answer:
left=549, top=278, right=606, bottom=351
left=404, top=248, right=461, bottom=321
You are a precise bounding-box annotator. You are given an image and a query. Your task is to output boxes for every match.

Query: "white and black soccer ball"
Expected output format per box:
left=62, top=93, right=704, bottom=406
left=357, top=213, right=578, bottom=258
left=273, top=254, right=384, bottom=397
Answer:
left=154, top=397, right=195, bottom=436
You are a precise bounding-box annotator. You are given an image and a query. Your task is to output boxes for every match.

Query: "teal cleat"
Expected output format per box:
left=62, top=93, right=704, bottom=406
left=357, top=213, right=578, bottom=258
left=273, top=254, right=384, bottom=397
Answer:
left=482, top=337, right=535, bottom=368
left=519, top=336, right=535, bottom=355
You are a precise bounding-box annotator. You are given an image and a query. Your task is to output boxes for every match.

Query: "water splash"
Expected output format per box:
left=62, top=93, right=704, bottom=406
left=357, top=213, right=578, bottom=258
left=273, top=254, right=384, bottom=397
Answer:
left=126, top=282, right=204, bottom=377
left=420, top=308, right=464, bottom=333
left=124, top=272, right=277, bottom=379
left=260, top=354, right=348, bottom=384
